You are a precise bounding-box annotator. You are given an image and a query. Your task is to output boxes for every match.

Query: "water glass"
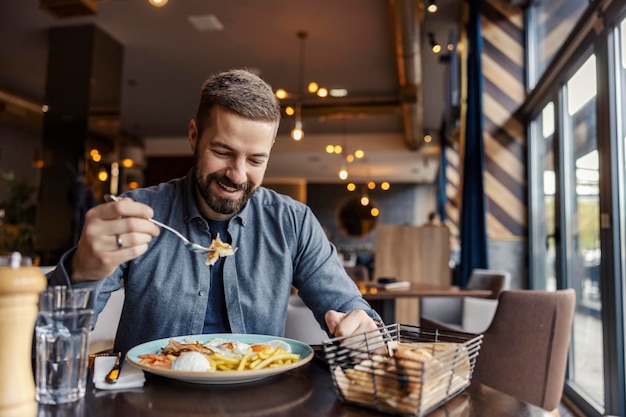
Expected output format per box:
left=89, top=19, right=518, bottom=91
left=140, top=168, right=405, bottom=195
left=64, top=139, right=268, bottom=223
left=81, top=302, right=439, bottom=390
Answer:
left=37, top=399, right=85, bottom=417
left=35, top=287, right=94, bottom=405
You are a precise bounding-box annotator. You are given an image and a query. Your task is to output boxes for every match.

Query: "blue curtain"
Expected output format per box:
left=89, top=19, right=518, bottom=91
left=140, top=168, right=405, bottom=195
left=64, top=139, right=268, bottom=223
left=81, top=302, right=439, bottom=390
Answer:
left=458, top=0, right=489, bottom=287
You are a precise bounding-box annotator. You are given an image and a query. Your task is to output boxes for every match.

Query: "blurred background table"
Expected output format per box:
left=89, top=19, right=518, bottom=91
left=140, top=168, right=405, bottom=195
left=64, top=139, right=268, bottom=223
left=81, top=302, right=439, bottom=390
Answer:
left=361, top=284, right=492, bottom=324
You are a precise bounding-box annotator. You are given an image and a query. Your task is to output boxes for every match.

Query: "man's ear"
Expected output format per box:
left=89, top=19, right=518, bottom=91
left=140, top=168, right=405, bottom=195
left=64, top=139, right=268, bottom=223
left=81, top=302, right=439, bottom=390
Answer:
left=189, top=119, right=198, bottom=152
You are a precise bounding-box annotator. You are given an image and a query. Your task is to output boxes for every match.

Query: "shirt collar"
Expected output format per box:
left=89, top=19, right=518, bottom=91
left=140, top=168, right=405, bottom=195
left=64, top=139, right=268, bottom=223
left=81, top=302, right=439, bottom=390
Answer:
left=182, top=170, right=203, bottom=224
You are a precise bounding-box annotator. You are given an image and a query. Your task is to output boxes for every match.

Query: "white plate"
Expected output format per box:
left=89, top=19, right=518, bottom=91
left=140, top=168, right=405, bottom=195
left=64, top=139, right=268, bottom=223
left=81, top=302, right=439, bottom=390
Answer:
left=126, top=333, right=314, bottom=384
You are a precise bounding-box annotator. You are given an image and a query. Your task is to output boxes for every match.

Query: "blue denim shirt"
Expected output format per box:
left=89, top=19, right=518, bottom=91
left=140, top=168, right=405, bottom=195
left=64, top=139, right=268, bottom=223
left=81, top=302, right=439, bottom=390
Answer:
left=48, top=172, right=380, bottom=353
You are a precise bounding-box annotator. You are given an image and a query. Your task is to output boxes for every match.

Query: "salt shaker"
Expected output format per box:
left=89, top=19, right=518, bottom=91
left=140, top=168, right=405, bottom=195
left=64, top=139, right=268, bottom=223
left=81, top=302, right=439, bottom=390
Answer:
left=0, top=252, right=47, bottom=417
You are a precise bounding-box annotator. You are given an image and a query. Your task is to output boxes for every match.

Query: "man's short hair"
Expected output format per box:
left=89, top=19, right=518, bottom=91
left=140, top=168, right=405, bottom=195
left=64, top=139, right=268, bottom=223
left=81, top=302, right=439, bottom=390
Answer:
left=195, top=69, right=281, bottom=136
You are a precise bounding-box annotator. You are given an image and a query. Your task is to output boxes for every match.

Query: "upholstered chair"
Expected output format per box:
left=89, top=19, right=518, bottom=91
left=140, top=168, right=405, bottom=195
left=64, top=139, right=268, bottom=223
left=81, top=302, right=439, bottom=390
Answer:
left=420, top=269, right=511, bottom=331
left=471, top=289, right=576, bottom=412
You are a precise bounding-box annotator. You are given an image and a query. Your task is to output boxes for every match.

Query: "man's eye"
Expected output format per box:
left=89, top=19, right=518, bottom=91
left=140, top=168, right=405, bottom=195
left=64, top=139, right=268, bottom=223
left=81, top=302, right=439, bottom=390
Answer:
left=213, top=150, right=230, bottom=157
left=249, top=159, right=265, bottom=166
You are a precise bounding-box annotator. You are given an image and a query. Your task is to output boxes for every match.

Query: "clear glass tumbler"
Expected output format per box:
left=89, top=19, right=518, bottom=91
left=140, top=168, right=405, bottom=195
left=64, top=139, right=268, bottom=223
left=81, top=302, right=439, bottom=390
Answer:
left=35, top=286, right=94, bottom=405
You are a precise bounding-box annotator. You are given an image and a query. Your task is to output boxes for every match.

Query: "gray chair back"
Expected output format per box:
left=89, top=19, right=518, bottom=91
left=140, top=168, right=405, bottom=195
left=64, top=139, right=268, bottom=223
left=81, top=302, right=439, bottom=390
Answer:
left=465, top=269, right=511, bottom=299
left=420, top=268, right=511, bottom=327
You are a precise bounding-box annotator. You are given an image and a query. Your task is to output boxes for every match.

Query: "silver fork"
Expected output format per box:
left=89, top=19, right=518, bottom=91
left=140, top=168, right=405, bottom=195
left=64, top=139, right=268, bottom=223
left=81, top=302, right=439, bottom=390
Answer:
left=106, top=195, right=213, bottom=254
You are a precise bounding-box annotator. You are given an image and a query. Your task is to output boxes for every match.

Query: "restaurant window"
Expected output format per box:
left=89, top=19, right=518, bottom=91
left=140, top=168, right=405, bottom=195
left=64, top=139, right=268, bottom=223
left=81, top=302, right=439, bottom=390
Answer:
left=615, top=13, right=626, bottom=407
left=563, top=53, right=603, bottom=405
left=529, top=101, right=556, bottom=291
left=529, top=53, right=605, bottom=413
left=527, top=0, right=589, bottom=89
left=527, top=2, right=626, bottom=415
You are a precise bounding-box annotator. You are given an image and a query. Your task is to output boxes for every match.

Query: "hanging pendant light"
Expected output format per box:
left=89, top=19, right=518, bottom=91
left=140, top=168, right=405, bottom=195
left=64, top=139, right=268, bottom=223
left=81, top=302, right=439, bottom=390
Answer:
left=276, top=31, right=332, bottom=142
left=291, top=102, right=304, bottom=141
left=426, top=0, right=438, bottom=13
left=148, top=0, right=168, bottom=7
left=291, top=31, right=308, bottom=141
left=429, top=32, right=441, bottom=54
left=338, top=166, right=348, bottom=180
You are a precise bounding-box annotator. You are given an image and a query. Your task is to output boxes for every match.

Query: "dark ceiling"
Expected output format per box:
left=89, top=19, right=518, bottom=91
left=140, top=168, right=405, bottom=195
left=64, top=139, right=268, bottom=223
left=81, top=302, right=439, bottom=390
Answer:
left=0, top=0, right=462, bottom=183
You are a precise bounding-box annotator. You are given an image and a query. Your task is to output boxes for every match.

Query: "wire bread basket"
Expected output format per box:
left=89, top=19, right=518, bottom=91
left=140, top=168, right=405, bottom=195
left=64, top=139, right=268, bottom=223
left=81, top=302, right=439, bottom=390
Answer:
left=323, top=323, right=483, bottom=417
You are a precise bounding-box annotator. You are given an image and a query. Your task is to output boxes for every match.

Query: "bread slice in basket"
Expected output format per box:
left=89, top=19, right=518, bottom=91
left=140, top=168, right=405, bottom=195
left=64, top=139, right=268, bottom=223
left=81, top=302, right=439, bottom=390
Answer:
left=333, top=341, right=471, bottom=415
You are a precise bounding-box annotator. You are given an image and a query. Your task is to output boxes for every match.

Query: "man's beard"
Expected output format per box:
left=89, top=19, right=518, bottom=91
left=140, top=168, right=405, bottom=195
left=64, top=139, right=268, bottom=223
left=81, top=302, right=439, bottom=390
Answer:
left=195, top=170, right=257, bottom=215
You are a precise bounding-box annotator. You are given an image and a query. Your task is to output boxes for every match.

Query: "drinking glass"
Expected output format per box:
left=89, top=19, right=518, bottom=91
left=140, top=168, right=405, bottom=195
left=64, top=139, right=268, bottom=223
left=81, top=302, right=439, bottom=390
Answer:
left=35, top=287, right=94, bottom=405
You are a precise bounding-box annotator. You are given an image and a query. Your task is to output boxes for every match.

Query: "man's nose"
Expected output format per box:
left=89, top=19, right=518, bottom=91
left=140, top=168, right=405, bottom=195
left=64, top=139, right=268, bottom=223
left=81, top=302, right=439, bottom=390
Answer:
left=226, top=158, right=247, bottom=185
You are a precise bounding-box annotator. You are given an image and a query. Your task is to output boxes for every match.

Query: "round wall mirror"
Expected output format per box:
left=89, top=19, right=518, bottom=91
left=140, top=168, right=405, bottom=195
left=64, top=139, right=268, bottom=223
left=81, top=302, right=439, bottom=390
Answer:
left=337, top=196, right=378, bottom=237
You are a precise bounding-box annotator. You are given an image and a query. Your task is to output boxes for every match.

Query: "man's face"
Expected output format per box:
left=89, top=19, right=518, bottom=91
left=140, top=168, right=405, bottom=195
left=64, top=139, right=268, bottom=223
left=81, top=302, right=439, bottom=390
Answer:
left=189, top=106, right=277, bottom=220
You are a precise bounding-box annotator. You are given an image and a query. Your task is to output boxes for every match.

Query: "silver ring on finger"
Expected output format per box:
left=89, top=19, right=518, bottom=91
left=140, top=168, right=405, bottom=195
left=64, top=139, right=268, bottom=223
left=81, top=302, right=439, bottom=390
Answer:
left=115, top=234, right=123, bottom=249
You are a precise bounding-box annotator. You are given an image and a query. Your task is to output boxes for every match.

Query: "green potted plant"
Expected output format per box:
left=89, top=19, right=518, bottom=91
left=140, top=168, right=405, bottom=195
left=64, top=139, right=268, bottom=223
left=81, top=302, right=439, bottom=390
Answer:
left=0, top=172, right=37, bottom=259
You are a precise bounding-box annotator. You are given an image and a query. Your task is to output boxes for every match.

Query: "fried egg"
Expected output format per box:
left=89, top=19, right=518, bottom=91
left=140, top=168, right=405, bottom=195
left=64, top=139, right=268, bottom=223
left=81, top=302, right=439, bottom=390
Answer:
left=204, top=338, right=251, bottom=357
left=202, top=338, right=291, bottom=357
left=266, top=340, right=292, bottom=353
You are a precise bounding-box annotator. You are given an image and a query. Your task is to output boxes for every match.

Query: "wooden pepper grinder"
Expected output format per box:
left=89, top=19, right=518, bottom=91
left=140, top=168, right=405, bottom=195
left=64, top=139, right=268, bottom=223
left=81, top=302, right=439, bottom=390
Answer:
left=0, top=252, right=47, bottom=417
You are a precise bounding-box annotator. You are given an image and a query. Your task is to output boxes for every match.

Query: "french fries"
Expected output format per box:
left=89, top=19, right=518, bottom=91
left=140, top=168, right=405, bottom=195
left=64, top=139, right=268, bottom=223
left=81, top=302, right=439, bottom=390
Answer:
left=138, top=342, right=300, bottom=373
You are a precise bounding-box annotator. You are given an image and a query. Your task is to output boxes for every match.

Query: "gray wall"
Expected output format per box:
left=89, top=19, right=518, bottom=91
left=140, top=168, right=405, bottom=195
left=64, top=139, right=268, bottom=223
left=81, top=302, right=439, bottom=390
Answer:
left=306, top=183, right=436, bottom=252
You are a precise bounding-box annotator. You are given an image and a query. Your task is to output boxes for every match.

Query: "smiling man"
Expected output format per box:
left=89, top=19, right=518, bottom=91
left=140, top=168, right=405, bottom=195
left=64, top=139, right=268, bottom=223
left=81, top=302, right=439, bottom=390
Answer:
left=47, top=69, right=382, bottom=354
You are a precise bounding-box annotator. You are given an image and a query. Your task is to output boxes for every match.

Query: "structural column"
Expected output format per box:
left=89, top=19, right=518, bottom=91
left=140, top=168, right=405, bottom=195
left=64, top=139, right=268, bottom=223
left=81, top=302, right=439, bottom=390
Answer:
left=35, top=25, right=123, bottom=264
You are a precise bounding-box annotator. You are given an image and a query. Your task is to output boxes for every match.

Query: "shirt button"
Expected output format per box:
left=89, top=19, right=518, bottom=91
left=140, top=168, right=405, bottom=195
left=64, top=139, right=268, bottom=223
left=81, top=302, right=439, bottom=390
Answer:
left=198, top=290, right=206, bottom=296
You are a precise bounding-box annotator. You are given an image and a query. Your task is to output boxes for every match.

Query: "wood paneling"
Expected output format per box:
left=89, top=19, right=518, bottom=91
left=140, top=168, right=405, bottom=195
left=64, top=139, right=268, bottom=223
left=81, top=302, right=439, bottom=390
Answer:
left=374, top=225, right=451, bottom=324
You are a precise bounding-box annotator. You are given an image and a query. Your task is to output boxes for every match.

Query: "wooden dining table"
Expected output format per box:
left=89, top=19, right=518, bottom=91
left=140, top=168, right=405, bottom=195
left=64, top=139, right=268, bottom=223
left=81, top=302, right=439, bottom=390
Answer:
left=360, top=283, right=493, bottom=324
left=37, top=354, right=555, bottom=417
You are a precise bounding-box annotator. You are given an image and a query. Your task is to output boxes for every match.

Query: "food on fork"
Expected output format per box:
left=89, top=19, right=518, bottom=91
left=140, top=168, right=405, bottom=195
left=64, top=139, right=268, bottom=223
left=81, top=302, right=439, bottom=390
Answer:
left=205, top=233, right=238, bottom=266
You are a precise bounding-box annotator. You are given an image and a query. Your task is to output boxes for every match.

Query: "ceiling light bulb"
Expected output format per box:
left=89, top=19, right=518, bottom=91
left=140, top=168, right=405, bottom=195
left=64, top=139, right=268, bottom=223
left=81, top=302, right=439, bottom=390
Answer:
left=326, top=145, right=335, bottom=153
left=367, top=181, right=376, bottom=190
left=317, top=88, right=328, bottom=98
left=371, top=207, right=380, bottom=217
left=346, top=154, right=354, bottom=163
left=360, top=195, right=369, bottom=206
left=339, top=167, right=348, bottom=180
left=427, top=1, right=438, bottom=13
left=291, top=126, right=304, bottom=141
left=334, top=145, right=343, bottom=154
left=285, top=106, right=295, bottom=116
left=32, top=155, right=44, bottom=168
left=148, top=0, right=168, bottom=7
left=330, top=88, right=348, bottom=97
left=98, top=168, right=109, bottom=182
left=354, top=149, right=365, bottom=158
left=308, top=82, right=319, bottom=93
left=424, top=132, right=433, bottom=142
left=347, top=183, right=356, bottom=191
left=381, top=182, right=391, bottom=190
left=292, top=104, right=303, bottom=141
left=275, top=89, right=288, bottom=99
left=428, top=32, right=441, bottom=54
